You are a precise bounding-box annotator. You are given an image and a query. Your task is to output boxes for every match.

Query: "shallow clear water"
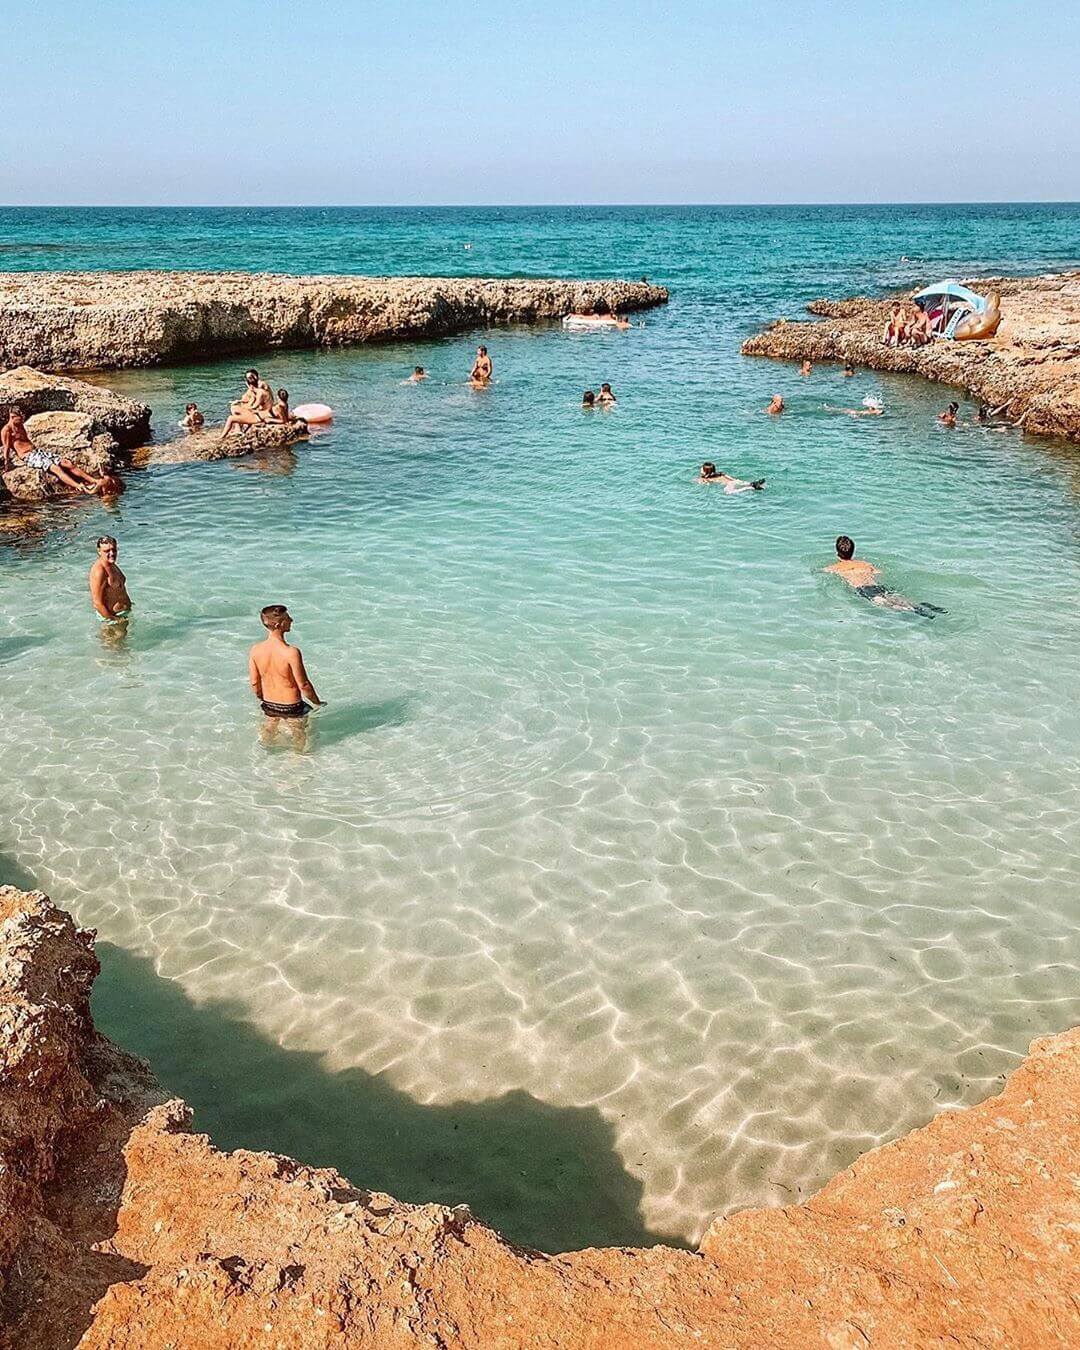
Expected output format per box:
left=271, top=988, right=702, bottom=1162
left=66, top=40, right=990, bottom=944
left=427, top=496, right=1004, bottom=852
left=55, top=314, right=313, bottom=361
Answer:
left=2, top=206, right=1080, bottom=1251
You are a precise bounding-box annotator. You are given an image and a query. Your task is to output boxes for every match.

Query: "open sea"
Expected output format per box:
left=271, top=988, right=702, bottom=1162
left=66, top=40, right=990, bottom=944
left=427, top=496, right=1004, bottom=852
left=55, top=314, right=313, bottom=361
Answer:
left=2, top=205, right=1079, bottom=1251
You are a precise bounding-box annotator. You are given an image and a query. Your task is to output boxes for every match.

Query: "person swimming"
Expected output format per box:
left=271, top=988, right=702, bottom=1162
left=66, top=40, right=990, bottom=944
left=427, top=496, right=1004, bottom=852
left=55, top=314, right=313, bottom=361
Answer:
left=698, top=462, right=765, bottom=492
left=825, top=536, right=944, bottom=617
left=408, top=366, right=428, bottom=382
left=765, top=395, right=785, bottom=415
left=597, top=383, right=616, bottom=405
left=938, top=402, right=960, bottom=427
left=181, top=403, right=205, bottom=430
left=582, top=390, right=596, bottom=408
left=843, top=362, right=855, bottom=377
left=827, top=396, right=884, bottom=417
left=799, top=360, right=812, bottom=376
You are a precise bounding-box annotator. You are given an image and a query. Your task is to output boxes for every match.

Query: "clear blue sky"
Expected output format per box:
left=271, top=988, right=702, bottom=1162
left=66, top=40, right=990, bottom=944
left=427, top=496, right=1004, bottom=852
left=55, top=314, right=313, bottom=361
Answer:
left=6, top=0, right=1078, bottom=205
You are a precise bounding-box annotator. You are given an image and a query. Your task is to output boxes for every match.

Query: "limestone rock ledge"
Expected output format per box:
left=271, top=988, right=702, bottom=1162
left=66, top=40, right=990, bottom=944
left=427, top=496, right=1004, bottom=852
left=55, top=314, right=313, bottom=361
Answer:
left=0, top=273, right=670, bottom=371
left=0, top=885, right=1076, bottom=1349
left=139, top=419, right=310, bottom=466
left=742, top=270, right=1080, bottom=442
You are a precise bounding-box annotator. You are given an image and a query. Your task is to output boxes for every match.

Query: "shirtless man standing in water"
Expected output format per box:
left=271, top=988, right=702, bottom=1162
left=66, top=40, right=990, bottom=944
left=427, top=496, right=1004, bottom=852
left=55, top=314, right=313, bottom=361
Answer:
left=89, top=536, right=132, bottom=622
left=249, top=604, right=325, bottom=743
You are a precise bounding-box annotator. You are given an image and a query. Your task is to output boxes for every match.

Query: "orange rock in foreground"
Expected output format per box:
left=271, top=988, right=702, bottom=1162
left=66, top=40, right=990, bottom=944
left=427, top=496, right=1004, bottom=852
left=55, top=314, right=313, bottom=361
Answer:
left=0, top=885, right=1076, bottom=1348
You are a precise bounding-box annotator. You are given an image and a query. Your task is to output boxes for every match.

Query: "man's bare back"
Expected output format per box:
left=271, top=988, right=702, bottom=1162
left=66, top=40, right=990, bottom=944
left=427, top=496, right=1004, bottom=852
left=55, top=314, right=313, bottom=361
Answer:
left=248, top=605, right=324, bottom=719
left=824, top=558, right=880, bottom=588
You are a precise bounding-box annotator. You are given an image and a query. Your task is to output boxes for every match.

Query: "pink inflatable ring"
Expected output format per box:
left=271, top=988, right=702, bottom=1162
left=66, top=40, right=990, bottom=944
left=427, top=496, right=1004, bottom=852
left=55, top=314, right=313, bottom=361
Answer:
left=293, top=403, right=333, bottom=424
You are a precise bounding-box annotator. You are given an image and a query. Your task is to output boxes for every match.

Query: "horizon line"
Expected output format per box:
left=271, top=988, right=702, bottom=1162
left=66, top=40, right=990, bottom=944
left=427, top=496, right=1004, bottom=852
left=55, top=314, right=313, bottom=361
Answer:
left=4, top=200, right=1080, bottom=211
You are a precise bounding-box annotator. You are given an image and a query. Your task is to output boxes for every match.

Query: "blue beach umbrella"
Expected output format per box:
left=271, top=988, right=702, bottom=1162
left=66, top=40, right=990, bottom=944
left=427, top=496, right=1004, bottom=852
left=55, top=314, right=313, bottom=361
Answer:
left=912, top=281, right=988, bottom=337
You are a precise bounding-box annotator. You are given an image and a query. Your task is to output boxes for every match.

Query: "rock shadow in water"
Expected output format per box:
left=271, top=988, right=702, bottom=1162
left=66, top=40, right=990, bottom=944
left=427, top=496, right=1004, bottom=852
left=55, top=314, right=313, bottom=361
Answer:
left=93, top=941, right=686, bottom=1254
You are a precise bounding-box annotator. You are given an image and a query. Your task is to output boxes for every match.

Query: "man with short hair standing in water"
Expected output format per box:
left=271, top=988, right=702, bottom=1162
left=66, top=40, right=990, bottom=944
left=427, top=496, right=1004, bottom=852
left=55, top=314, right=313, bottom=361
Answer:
left=249, top=605, right=325, bottom=743
left=89, top=536, right=132, bottom=622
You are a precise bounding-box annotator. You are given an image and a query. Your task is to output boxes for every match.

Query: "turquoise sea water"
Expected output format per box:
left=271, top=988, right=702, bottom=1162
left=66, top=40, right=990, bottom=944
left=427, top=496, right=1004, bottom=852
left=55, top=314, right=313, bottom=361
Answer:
left=2, top=206, right=1080, bottom=1251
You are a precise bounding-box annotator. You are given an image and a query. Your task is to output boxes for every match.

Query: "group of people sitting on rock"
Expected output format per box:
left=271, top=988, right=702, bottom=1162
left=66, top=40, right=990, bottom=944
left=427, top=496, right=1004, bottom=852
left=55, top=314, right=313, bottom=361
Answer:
left=0, top=408, right=119, bottom=496
left=213, top=369, right=299, bottom=439
left=881, top=302, right=933, bottom=348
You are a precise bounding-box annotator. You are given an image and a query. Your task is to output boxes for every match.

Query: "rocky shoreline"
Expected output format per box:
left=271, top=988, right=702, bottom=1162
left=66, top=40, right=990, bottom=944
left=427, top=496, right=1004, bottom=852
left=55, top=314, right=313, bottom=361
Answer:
left=742, top=270, right=1080, bottom=442
left=0, top=273, right=668, bottom=371
left=0, top=885, right=1075, bottom=1348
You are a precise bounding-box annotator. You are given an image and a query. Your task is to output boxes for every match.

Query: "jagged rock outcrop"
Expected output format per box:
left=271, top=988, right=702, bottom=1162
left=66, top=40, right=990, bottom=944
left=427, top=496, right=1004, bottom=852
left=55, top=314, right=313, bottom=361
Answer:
left=0, top=274, right=669, bottom=371
left=0, top=885, right=1076, bottom=1348
left=141, top=419, right=309, bottom=466
left=742, top=270, right=1080, bottom=442
left=0, top=367, right=151, bottom=447
left=0, top=368, right=150, bottom=503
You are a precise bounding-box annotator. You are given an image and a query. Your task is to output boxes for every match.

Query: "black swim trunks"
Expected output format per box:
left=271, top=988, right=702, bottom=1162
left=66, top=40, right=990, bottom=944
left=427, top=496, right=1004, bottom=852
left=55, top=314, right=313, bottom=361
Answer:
left=855, top=584, right=888, bottom=600
left=261, top=698, right=312, bottom=718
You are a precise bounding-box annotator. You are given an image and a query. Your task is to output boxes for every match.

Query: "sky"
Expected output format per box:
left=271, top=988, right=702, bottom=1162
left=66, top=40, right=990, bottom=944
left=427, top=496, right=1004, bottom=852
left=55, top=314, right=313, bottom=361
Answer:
left=5, top=0, right=1079, bottom=205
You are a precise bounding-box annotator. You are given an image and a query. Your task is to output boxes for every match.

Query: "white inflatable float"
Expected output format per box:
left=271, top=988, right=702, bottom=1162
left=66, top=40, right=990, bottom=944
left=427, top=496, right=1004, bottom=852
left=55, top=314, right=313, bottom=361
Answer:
left=562, top=314, right=622, bottom=329
left=292, top=403, right=334, bottom=424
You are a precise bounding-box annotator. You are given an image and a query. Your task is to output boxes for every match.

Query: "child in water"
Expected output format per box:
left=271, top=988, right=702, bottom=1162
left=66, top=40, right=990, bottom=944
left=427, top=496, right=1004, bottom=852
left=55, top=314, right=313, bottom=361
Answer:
left=181, top=403, right=205, bottom=430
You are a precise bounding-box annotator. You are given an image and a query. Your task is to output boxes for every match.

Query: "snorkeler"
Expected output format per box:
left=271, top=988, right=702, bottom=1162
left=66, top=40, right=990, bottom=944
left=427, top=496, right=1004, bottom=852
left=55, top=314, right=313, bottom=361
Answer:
left=697, top=463, right=765, bottom=492
left=89, top=535, right=132, bottom=622
left=825, top=536, right=945, bottom=617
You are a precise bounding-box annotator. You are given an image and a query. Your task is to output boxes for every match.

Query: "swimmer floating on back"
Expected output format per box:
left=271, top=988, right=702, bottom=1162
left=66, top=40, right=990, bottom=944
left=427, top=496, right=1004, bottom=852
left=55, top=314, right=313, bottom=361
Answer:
left=697, top=462, right=765, bottom=492
left=826, top=396, right=884, bottom=418
left=825, top=536, right=945, bottom=617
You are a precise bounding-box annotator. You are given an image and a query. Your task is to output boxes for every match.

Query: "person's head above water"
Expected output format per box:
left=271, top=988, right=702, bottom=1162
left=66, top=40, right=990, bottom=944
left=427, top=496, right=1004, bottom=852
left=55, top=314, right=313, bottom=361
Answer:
left=582, top=390, right=595, bottom=406
left=844, top=363, right=855, bottom=376
left=260, top=603, right=292, bottom=634
left=835, top=535, right=856, bottom=561
left=601, top=382, right=612, bottom=393
left=96, top=535, right=118, bottom=560
left=948, top=402, right=959, bottom=415
left=414, top=366, right=425, bottom=376
left=185, top=402, right=199, bottom=413
left=477, top=346, right=487, bottom=356
left=701, top=462, right=718, bottom=478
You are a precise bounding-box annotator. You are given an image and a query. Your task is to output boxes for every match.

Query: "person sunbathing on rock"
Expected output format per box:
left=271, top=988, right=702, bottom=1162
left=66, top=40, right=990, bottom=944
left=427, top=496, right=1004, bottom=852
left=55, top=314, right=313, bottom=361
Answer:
left=89, top=535, right=132, bottom=623
left=272, top=389, right=291, bottom=423
left=882, top=303, right=904, bottom=347
left=230, top=370, right=260, bottom=415
left=697, top=462, right=765, bottom=492
left=1, top=409, right=111, bottom=495
left=222, top=379, right=275, bottom=438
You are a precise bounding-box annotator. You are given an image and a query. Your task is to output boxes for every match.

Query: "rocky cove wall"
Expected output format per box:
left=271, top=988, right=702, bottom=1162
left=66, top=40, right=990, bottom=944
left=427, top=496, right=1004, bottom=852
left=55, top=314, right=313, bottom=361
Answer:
left=0, top=885, right=1076, bottom=1348
left=0, top=273, right=669, bottom=371
left=742, top=270, right=1080, bottom=443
